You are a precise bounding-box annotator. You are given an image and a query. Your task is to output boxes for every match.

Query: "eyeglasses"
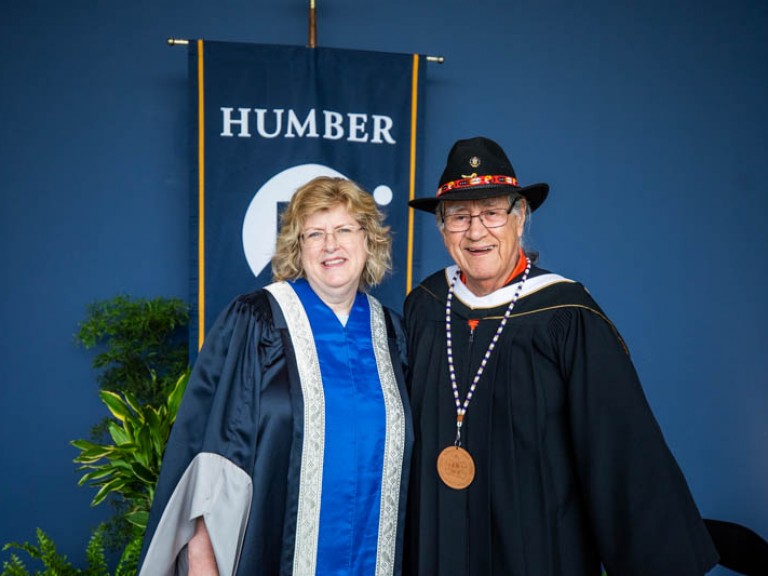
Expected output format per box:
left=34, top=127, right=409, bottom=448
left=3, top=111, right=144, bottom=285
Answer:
left=301, top=225, right=365, bottom=248
left=442, top=197, right=520, bottom=232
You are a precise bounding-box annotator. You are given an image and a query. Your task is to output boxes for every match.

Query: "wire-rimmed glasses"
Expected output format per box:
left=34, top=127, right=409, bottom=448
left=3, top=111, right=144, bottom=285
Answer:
left=300, top=225, right=365, bottom=248
left=442, top=197, right=520, bottom=232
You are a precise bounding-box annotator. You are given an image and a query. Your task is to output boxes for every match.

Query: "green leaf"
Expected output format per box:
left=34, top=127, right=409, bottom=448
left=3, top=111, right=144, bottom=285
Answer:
left=1, top=528, right=77, bottom=574
left=122, top=391, right=144, bottom=423
left=107, top=421, right=131, bottom=445
left=167, top=371, right=190, bottom=415
left=2, top=553, right=30, bottom=575
left=124, top=510, right=149, bottom=529
left=114, top=535, right=144, bottom=576
left=78, top=469, right=115, bottom=486
left=100, top=391, right=131, bottom=423
left=107, top=458, right=135, bottom=473
left=130, top=462, right=157, bottom=485
left=72, top=443, right=114, bottom=464
left=144, top=406, right=161, bottom=433
left=133, top=428, right=152, bottom=467
left=149, top=422, right=168, bottom=463
left=83, top=524, right=109, bottom=576
left=91, top=477, right=128, bottom=507
left=71, top=438, right=101, bottom=451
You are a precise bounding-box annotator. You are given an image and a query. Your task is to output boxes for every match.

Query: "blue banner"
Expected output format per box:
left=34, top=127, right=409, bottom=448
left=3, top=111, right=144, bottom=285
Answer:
left=189, top=41, right=426, bottom=350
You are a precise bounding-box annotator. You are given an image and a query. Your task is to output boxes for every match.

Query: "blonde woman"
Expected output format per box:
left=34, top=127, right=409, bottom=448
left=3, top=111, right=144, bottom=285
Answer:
left=139, top=177, right=412, bottom=576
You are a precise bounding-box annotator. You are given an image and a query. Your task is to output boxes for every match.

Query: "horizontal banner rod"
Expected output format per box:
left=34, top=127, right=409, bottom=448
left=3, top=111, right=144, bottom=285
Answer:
left=166, top=38, right=445, bottom=63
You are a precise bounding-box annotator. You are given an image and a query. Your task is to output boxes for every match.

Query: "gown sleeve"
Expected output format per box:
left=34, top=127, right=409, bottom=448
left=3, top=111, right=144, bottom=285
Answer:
left=138, top=293, right=274, bottom=576
left=555, top=303, right=719, bottom=575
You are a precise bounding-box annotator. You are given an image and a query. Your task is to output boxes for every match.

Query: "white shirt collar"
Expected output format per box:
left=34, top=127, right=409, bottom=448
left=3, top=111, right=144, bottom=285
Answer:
left=444, top=264, right=573, bottom=309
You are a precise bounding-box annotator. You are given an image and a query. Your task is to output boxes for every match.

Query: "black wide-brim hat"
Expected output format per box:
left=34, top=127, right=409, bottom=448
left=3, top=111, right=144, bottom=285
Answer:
left=409, top=136, right=549, bottom=213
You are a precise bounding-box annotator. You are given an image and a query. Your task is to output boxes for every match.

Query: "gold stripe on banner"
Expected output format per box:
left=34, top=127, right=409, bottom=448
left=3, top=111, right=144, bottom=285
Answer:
left=406, top=53, right=420, bottom=294
left=197, top=40, right=206, bottom=350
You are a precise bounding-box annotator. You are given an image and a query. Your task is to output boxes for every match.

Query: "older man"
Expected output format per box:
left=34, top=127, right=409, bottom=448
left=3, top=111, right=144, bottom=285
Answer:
left=403, top=136, right=718, bottom=575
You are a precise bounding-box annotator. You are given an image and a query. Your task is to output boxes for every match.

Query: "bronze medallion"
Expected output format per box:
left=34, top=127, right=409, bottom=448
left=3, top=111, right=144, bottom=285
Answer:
left=436, top=445, right=475, bottom=490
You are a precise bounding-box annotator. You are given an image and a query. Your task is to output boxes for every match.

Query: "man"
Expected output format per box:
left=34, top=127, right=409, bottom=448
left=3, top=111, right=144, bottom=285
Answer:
left=403, top=136, right=719, bottom=575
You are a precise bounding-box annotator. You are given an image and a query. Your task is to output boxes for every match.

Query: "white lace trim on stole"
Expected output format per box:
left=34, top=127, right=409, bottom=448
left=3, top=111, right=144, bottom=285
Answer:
left=265, top=282, right=325, bottom=576
left=444, top=264, right=573, bottom=310
left=367, top=295, right=405, bottom=576
left=265, top=284, right=404, bottom=576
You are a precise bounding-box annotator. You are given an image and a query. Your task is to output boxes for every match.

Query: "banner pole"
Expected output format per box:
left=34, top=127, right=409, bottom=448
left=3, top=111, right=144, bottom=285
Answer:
left=166, top=38, right=444, bottom=62
left=308, top=0, right=317, bottom=48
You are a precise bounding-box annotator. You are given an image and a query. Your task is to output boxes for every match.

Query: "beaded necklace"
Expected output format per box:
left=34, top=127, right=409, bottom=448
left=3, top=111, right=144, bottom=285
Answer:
left=436, top=257, right=532, bottom=490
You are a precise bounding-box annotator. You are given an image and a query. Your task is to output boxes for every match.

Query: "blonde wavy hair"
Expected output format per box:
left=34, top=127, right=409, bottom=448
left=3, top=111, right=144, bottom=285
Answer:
left=271, top=176, right=392, bottom=290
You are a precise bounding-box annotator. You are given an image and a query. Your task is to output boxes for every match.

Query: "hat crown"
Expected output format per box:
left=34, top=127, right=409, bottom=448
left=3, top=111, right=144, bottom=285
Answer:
left=408, top=135, right=548, bottom=213
left=439, top=136, right=517, bottom=186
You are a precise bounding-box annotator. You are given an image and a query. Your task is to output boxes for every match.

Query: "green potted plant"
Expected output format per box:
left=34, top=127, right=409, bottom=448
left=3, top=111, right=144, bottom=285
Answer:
left=75, top=295, right=189, bottom=549
left=72, top=370, right=189, bottom=532
left=75, top=295, right=189, bottom=407
left=2, top=295, right=191, bottom=574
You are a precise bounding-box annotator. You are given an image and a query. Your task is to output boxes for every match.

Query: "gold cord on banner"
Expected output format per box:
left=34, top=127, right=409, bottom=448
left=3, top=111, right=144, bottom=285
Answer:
left=166, top=38, right=445, bottom=63
left=309, top=0, right=317, bottom=48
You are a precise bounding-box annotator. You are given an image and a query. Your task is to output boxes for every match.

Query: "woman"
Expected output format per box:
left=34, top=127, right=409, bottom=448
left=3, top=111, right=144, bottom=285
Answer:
left=138, top=176, right=413, bottom=576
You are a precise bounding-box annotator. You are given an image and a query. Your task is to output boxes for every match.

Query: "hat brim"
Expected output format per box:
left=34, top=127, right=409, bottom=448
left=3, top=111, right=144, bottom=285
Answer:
left=408, top=182, right=549, bottom=214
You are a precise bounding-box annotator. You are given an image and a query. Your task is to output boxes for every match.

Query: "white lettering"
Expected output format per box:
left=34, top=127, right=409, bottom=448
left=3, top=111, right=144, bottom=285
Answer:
left=220, top=107, right=252, bottom=137
left=371, top=115, right=396, bottom=144
left=285, top=109, right=319, bottom=138
left=254, top=109, right=284, bottom=138
left=347, top=113, right=369, bottom=142
left=218, top=107, right=396, bottom=144
left=323, top=111, right=345, bottom=140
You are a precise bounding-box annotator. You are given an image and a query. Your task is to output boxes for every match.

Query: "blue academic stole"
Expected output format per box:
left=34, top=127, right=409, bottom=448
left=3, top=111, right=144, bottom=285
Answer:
left=291, top=279, right=386, bottom=575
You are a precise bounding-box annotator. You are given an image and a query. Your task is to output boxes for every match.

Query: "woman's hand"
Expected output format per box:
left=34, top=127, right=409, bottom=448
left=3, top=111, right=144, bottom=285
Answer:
left=188, top=517, right=219, bottom=576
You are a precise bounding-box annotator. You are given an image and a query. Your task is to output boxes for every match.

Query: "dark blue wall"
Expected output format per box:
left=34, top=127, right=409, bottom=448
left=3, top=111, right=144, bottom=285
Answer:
left=2, top=1, right=766, bottom=572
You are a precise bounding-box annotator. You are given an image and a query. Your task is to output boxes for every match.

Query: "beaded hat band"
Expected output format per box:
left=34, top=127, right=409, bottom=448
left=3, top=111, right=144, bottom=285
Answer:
left=409, top=136, right=549, bottom=214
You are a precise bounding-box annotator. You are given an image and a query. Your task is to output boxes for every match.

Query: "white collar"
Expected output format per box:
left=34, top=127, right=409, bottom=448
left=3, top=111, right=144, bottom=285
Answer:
left=444, top=264, right=573, bottom=309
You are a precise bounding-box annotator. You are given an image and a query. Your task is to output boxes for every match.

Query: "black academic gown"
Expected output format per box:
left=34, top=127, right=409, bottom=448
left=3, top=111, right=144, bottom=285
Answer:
left=138, top=285, right=413, bottom=576
left=403, top=265, right=718, bottom=576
